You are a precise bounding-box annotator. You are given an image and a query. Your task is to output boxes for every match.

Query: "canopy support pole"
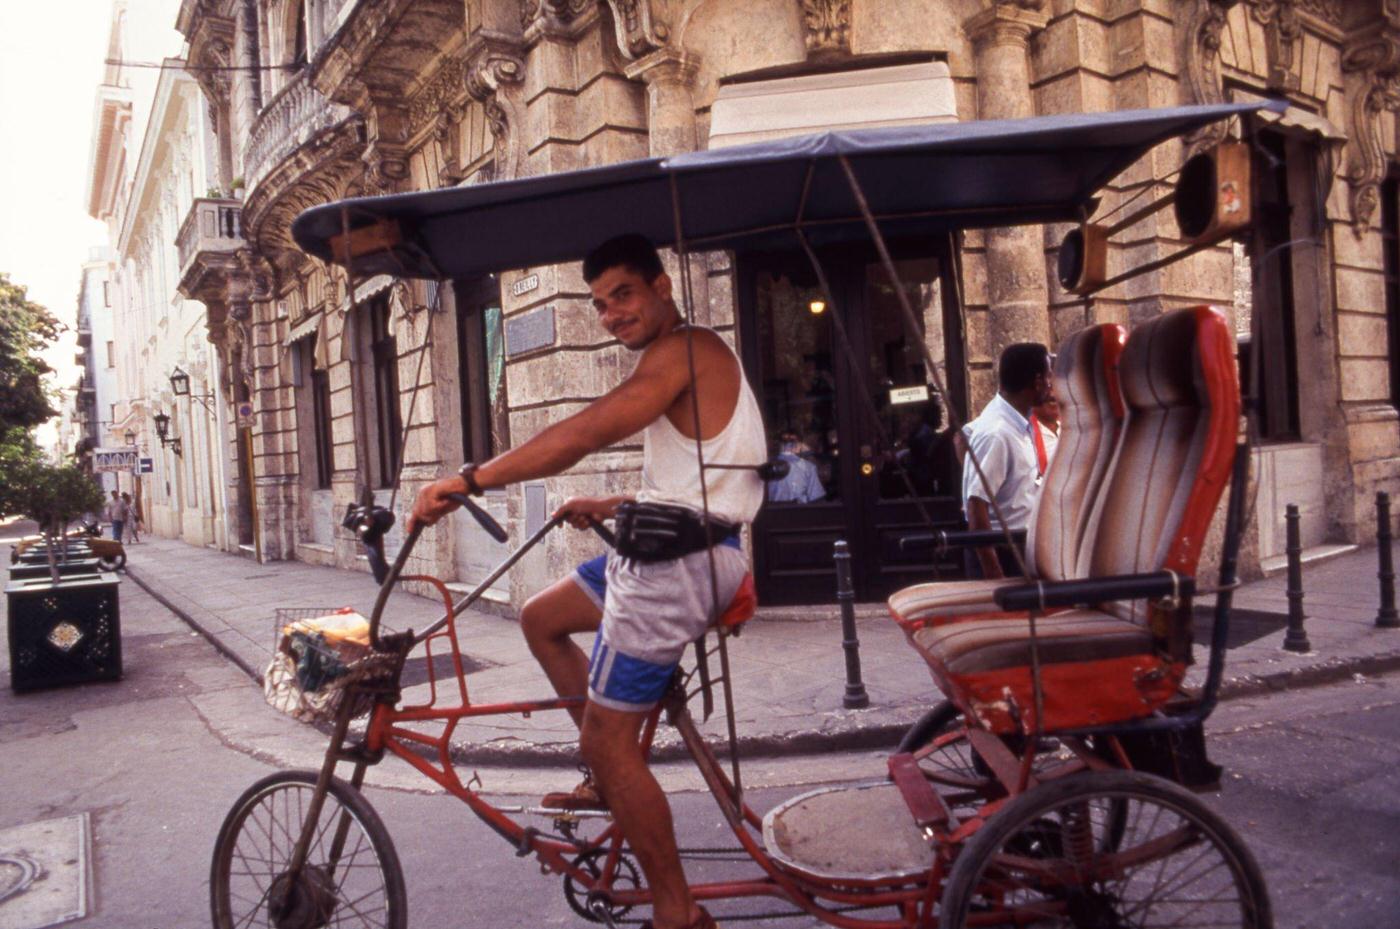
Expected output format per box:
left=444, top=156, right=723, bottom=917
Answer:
left=668, top=175, right=743, bottom=808
left=836, top=154, right=1045, bottom=735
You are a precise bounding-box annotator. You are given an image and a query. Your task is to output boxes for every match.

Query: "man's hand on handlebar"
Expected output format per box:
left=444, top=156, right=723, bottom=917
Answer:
left=554, top=495, right=630, bottom=530
left=408, top=474, right=471, bottom=532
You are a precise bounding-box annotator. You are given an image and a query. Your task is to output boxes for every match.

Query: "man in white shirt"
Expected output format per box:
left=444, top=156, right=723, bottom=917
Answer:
left=961, top=342, right=1053, bottom=578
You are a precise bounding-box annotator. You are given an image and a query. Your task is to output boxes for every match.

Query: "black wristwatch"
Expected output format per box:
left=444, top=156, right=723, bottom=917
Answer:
left=457, top=462, right=484, bottom=496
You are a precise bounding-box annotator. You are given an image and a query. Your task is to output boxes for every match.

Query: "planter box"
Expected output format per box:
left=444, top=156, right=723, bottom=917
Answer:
left=14, top=544, right=93, bottom=565
left=8, top=559, right=104, bottom=580
left=6, top=572, right=122, bottom=692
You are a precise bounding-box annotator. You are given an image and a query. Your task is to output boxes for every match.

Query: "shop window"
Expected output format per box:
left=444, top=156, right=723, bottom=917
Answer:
left=456, top=278, right=508, bottom=462
left=356, top=295, right=401, bottom=488
left=1384, top=171, right=1400, bottom=407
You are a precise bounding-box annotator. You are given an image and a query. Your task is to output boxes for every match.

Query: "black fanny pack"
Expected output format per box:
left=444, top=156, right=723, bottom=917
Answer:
left=614, top=501, right=738, bottom=563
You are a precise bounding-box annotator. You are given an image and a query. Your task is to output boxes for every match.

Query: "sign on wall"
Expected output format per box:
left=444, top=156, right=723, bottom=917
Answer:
left=505, top=305, right=556, bottom=358
left=93, top=447, right=139, bottom=473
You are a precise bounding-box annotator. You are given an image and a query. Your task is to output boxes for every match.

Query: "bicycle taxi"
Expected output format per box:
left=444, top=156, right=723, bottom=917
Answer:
left=211, top=99, right=1283, bottom=928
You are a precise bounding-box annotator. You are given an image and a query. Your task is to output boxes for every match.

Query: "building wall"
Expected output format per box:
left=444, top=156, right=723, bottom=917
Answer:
left=155, top=0, right=1400, bottom=605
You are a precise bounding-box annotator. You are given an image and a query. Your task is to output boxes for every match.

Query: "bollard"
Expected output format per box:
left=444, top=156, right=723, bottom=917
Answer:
left=1378, top=492, right=1399, bottom=628
left=1282, top=504, right=1312, bottom=653
left=832, top=540, right=870, bottom=709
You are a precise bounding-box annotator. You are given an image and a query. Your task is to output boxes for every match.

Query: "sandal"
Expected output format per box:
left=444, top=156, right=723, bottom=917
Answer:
left=540, top=767, right=608, bottom=812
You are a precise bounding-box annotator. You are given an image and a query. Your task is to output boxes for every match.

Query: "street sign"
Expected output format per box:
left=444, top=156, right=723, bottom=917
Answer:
left=236, top=401, right=255, bottom=429
left=93, top=447, right=139, bottom=473
left=137, top=457, right=154, bottom=474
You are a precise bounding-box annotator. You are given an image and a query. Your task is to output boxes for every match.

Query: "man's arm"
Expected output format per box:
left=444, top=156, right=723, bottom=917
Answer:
left=964, top=497, right=1004, bottom=579
left=409, top=332, right=696, bottom=529
left=961, top=432, right=1011, bottom=579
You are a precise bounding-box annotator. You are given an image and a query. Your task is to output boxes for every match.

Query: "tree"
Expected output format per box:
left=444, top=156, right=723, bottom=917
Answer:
left=0, top=272, right=61, bottom=431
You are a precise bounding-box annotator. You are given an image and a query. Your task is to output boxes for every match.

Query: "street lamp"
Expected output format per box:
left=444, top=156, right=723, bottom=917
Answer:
left=169, top=366, right=215, bottom=413
left=124, top=429, right=136, bottom=446
left=152, top=411, right=182, bottom=457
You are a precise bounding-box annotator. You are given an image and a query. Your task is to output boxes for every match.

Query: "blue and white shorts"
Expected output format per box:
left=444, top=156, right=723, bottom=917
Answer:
left=573, top=538, right=747, bottom=712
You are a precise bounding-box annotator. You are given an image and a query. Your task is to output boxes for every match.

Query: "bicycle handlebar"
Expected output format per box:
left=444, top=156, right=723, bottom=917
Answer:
left=360, top=497, right=621, bottom=648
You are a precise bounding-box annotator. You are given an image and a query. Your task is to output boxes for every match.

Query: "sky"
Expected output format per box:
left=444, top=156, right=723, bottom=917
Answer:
left=0, top=0, right=183, bottom=445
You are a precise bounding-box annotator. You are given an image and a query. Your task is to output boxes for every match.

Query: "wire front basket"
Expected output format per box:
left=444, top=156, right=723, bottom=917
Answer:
left=263, top=607, right=403, bottom=723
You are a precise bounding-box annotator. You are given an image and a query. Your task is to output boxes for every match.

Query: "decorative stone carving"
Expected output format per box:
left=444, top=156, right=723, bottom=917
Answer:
left=1342, top=28, right=1400, bottom=232
left=802, top=0, right=851, bottom=57
left=1296, top=0, right=1343, bottom=25
left=465, top=36, right=527, bottom=180
left=1249, top=0, right=1303, bottom=91
left=521, top=0, right=593, bottom=35
left=408, top=59, right=468, bottom=136
left=604, top=0, right=671, bottom=60
left=1183, top=0, right=1241, bottom=158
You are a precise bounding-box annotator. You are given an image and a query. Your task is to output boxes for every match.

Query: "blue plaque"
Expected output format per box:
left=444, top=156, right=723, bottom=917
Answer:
left=505, top=305, right=556, bottom=357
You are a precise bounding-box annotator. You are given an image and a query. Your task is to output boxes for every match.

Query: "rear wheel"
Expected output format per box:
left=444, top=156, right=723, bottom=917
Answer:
left=210, top=770, right=406, bottom=929
left=939, top=770, right=1271, bottom=928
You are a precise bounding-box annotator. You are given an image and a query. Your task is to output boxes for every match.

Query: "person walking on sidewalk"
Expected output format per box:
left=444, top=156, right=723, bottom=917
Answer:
left=410, top=234, right=765, bottom=929
left=105, top=489, right=126, bottom=542
left=121, top=492, right=141, bottom=543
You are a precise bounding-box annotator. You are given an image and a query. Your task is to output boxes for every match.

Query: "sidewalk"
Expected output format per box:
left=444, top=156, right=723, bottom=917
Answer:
left=122, top=535, right=1400, bottom=765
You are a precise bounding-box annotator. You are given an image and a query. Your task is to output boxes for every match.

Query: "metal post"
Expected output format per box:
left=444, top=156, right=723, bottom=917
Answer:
left=1282, top=504, right=1311, bottom=653
left=1377, top=492, right=1399, bottom=628
left=833, top=540, right=870, bottom=709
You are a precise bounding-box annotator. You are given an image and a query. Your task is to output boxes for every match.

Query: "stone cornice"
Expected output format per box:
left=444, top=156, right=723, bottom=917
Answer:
left=963, top=2, right=1051, bottom=50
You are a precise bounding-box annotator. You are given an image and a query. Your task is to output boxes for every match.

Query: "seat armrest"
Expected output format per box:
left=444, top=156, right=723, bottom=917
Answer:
left=898, top=529, right=1027, bottom=554
left=992, top=572, right=1195, bottom=612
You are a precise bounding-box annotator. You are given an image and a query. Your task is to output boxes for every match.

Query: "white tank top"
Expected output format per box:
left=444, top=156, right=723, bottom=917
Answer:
left=637, top=327, right=767, bottom=525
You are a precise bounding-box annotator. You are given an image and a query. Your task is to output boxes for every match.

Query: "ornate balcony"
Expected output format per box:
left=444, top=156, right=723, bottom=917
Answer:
left=243, top=71, right=356, bottom=199
left=176, top=200, right=242, bottom=282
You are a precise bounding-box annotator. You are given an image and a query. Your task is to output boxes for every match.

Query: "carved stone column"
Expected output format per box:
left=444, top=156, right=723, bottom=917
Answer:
left=624, top=47, right=699, bottom=157
left=965, top=2, right=1051, bottom=349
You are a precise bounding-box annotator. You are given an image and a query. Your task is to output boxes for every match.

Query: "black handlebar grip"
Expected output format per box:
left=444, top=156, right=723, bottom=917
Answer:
left=446, top=492, right=508, bottom=543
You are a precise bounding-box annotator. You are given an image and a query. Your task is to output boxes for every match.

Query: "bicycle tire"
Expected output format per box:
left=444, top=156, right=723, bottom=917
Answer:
left=210, top=769, right=407, bottom=929
left=939, top=769, right=1271, bottom=929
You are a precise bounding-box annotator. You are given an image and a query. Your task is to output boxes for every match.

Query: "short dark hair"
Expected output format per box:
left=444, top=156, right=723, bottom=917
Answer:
left=998, top=342, right=1051, bottom=394
left=582, top=234, right=664, bottom=283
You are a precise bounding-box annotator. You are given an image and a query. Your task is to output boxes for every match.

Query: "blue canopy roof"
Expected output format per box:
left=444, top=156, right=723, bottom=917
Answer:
left=291, top=100, right=1280, bottom=280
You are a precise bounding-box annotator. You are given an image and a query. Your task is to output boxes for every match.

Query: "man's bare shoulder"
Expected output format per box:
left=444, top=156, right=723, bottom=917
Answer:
left=640, top=326, right=733, bottom=369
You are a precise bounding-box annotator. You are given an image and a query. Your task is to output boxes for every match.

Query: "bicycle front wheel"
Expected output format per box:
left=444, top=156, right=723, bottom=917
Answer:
left=210, top=769, right=407, bottom=929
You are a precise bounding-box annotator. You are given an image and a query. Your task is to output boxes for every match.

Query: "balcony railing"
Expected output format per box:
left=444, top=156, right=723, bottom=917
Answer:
left=177, top=198, right=243, bottom=278
left=243, top=70, right=355, bottom=197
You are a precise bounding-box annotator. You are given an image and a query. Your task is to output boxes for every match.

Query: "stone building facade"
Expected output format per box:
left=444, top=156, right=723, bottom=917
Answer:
left=159, top=0, right=1400, bottom=609
left=89, top=48, right=237, bottom=550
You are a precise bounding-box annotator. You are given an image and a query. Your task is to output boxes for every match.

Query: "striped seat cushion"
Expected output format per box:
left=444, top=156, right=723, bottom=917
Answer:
left=887, top=579, right=1017, bottom=626
left=911, top=610, right=1151, bottom=676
